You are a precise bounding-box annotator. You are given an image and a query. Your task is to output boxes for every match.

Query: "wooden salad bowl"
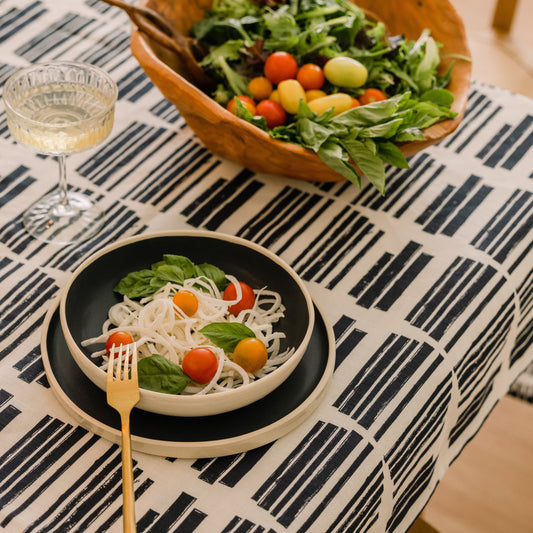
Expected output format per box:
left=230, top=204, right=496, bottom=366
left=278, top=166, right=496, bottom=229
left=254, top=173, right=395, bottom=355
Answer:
left=130, top=0, right=472, bottom=183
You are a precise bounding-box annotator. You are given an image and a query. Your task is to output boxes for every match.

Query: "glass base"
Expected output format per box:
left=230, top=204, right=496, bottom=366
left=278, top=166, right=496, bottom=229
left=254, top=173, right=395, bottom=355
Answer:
left=23, top=191, right=105, bottom=245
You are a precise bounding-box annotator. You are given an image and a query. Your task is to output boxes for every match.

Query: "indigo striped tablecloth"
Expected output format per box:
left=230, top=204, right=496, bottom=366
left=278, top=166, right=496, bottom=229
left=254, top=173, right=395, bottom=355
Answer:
left=1, top=1, right=532, bottom=531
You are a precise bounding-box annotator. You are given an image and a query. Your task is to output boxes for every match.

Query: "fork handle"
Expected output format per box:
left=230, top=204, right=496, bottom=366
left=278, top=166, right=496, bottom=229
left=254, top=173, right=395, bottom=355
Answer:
left=120, top=413, right=136, bottom=533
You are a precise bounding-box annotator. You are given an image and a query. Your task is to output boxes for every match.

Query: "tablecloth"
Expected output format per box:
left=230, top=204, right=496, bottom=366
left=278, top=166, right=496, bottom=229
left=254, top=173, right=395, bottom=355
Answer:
left=1, top=1, right=532, bottom=532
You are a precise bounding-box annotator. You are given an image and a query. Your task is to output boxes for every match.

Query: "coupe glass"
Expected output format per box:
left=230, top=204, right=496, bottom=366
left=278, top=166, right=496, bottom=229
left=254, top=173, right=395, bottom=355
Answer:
left=3, top=61, right=117, bottom=245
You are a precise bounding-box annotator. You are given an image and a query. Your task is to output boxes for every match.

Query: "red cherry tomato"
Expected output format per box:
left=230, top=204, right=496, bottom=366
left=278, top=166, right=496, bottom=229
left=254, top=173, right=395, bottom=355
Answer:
left=182, top=347, right=218, bottom=384
left=105, top=331, right=134, bottom=357
left=256, top=99, right=287, bottom=129
left=226, top=95, right=256, bottom=115
left=351, top=97, right=361, bottom=108
left=359, top=88, right=387, bottom=105
left=264, top=51, right=298, bottom=85
left=296, top=63, right=325, bottom=90
left=223, top=281, right=256, bottom=316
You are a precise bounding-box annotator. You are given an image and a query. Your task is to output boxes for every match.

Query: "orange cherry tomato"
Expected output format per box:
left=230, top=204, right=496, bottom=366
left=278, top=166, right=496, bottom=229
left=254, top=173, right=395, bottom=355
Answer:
left=296, top=63, right=325, bottom=90
left=232, top=337, right=268, bottom=373
left=105, top=331, right=134, bottom=357
left=248, top=76, right=273, bottom=101
left=223, top=281, right=256, bottom=316
left=182, top=347, right=218, bottom=384
left=359, top=88, right=387, bottom=105
left=173, top=290, right=199, bottom=317
left=351, top=97, right=361, bottom=108
left=256, top=99, right=287, bottom=129
left=264, top=51, right=298, bottom=85
left=227, top=95, right=256, bottom=115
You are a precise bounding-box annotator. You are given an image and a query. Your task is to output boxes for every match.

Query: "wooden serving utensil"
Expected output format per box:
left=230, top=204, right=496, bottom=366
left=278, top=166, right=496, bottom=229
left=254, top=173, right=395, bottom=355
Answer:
left=99, top=0, right=215, bottom=90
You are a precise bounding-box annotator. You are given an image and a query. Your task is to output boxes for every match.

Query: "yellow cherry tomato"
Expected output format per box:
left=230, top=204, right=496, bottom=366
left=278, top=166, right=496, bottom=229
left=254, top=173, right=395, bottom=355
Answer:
left=277, top=79, right=307, bottom=114
left=232, top=337, right=268, bottom=373
left=248, top=76, right=273, bottom=101
left=307, top=93, right=354, bottom=116
left=173, top=290, right=199, bottom=317
left=269, top=89, right=281, bottom=103
left=323, top=56, right=368, bottom=88
left=305, top=89, right=327, bottom=101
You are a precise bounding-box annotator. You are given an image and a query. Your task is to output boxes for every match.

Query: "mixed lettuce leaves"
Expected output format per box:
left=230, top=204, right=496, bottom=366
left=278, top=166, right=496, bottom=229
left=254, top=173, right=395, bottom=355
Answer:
left=191, top=0, right=461, bottom=194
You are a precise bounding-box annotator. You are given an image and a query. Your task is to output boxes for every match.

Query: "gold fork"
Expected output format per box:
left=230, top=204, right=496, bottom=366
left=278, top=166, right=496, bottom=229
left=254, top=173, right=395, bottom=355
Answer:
left=107, top=342, right=140, bottom=533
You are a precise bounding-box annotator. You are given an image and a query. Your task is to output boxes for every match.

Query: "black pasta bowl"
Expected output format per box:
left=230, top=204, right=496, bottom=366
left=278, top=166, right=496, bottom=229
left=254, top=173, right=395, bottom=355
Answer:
left=59, top=230, right=315, bottom=416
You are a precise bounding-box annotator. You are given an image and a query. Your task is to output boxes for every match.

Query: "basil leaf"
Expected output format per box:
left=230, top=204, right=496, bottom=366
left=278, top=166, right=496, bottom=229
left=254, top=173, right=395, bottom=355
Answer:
left=420, top=88, right=455, bottom=107
left=317, top=140, right=362, bottom=188
left=297, top=118, right=334, bottom=151
left=160, top=255, right=196, bottom=278
left=359, top=118, right=403, bottom=139
left=332, top=93, right=407, bottom=127
left=153, top=264, right=186, bottom=284
left=138, top=354, right=191, bottom=394
left=200, top=322, right=256, bottom=352
left=394, top=127, right=426, bottom=142
left=341, top=138, right=386, bottom=195
left=376, top=141, right=410, bottom=169
left=113, top=269, right=155, bottom=298
left=195, top=263, right=227, bottom=291
left=114, top=255, right=228, bottom=298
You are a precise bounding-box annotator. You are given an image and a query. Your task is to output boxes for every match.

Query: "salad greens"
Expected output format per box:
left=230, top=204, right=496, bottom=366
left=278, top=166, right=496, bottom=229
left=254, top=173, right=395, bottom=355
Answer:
left=113, top=254, right=227, bottom=298
left=191, top=0, right=459, bottom=194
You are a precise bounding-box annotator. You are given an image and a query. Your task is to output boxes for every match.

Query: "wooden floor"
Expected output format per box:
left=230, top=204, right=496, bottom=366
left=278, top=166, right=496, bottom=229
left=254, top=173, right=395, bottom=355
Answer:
left=450, top=0, right=533, bottom=98
left=409, top=396, right=533, bottom=532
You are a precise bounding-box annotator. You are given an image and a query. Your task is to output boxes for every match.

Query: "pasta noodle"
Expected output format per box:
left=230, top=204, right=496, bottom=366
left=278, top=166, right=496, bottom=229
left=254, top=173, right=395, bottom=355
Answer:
left=82, top=275, right=294, bottom=395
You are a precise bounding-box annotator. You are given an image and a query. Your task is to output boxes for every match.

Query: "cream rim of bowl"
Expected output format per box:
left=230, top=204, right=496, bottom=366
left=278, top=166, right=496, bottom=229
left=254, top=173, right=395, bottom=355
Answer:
left=59, top=230, right=315, bottom=417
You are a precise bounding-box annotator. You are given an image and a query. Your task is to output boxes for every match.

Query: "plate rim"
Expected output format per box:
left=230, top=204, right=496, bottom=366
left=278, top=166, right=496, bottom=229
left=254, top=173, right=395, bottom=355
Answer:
left=42, top=295, right=336, bottom=458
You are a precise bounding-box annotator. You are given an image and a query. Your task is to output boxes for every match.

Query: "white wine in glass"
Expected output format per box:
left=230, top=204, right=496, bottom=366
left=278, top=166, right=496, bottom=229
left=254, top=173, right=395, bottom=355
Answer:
left=3, top=61, right=117, bottom=245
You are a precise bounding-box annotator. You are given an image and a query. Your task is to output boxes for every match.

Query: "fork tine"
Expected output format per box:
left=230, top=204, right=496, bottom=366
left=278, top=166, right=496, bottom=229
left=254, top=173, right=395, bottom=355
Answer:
left=107, top=344, right=116, bottom=380
left=122, top=344, right=129, bottom=379
left=131, top=342, right=138, bottom=381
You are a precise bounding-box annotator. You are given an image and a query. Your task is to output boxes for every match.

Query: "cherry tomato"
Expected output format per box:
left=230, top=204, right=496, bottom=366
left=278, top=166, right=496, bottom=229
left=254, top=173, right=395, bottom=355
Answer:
left=323, top=56, right=368, bottom=88
left=223, top=281, right=256, bottom=316
left=359, top=88, right=387, bottom=105
left=105, top=331, right=134, bottom=357
left=277, top=79, right=306, bottom=114
left=307, top=93, right=353, bottom=116
left=182, top=347, right=218, bottom=384
left=351, top=97, right=361, bottom=108
left=264, top=51, right=298, bottom=85
left=226, top=95, right=256, bottom=115
left=256, top=99, right=287, bottom=129
left=173, top=290, right=199, bottom=317
left=306, top=89, right=327, bottom=102
left=296, top=63, right=325, bottom=90
left=233, top=337, right=268, bottom=373
left=248, top=76, right=273, bottom=101
left=269, top=89, right=281, bottom=103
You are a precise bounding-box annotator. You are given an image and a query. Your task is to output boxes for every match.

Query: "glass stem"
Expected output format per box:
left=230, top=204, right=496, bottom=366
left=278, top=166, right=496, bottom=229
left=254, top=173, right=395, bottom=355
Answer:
left=57, top=154, right=69, bottom=206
